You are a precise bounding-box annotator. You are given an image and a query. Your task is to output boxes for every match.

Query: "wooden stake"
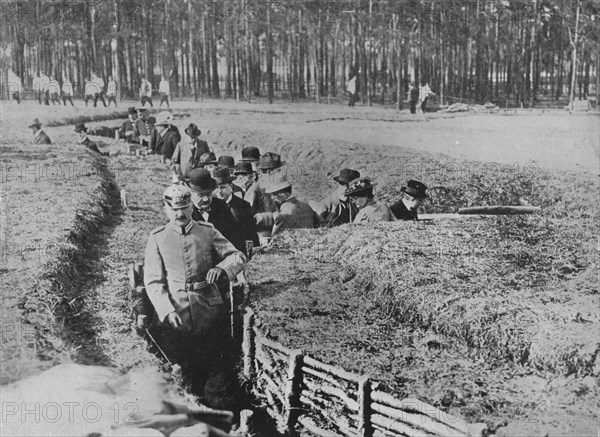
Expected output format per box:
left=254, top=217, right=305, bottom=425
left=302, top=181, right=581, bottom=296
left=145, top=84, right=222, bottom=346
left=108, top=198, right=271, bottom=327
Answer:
left=242, top=308, right=255, bottom=378
left=284, top=349, right=303, bottom=436
left=357, top=374, right=372, bottom=437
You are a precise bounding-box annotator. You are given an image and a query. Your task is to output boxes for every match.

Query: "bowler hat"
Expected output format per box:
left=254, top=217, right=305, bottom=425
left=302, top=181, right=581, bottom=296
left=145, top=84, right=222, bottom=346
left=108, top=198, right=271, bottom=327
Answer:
left=74, top=122, right=88, bottom=133
left=28, top=118, right=42, bottom=129
left=163, top=185, right=191, bottom=209
left=259, top=152, right=285, bottom=170
left=345, top=178, right=377, bottom=197
left=127, top=107, right=137, bottom=115
left=185, top=123, right=202, bottom=137
left=401, top=180, right=429, bottom=199
left=147, top=116, right=156, bottom=125
left=333, top=168, right=360, bottom=185
left=234, top=162, right=256, bottom=175
left=187, top=168, right=217, bottom=193
left=213, top=166, right=236, bottom=184
left=265, top=174, right=292, bottom=194
left=241, top=146, right=260, bottom=162
left=198, top=152, right=217, bottom=166
left=217, top=155, right=235, bottom=169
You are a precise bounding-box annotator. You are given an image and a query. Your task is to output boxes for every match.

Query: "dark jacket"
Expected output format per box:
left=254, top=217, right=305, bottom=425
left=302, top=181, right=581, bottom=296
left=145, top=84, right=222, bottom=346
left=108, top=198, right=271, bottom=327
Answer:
left=151, top=124, right=181, bottom=153
left=226, top=195, right=260, bottom=248
left=34, top=130, right=52, bottom=145
left=155, top=130, right=180, bottom=160
left=192, top=197, right=243, bottom=251
left=390, top=199, right=418, bottom=221
left=190, top=139, right=211, bottom=167
left=118, top=120, right=136, bottom=143
left=81, top=137, right=107, bottom=156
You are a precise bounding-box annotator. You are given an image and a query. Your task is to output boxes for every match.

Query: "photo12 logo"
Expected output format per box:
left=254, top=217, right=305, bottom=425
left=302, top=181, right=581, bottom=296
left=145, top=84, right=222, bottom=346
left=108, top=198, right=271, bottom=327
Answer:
left=1, top=401, right=139, bottom=425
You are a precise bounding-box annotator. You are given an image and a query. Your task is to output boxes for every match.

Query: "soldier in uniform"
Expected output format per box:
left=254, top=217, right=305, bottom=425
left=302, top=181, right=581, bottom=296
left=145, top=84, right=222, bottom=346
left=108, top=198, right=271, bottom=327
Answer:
left=144, top=185, right=246, bottom=408
left=315, top=168, right=360, bottom=227
left=346, top=178, right=395, bottom=223
left=133, top=108, right=155, bottom=148
left=257, top=174, right=322, bottom=238
left=28, top=119, right=52, bottom=145
left=213, top=166, right=259, bottom=248
left=390, top=180, right=429, bottom=221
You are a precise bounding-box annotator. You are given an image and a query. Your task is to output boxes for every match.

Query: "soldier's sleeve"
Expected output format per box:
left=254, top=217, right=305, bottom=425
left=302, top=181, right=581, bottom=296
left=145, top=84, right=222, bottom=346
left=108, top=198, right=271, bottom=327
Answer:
left=211, top=228, right=246, bottom=281
left=144, top=232, right=176, bottom=322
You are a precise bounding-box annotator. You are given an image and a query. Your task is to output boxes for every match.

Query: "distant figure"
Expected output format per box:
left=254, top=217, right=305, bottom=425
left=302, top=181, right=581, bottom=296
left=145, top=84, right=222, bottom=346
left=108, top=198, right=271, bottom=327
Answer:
left=133, top=108, right=154, bottom=148
left=117, top=107, right=138, bottom=143
left=74, top=123, right=107, bottom=156
left=48, top=76, right=61, bottom=105
left=140, top=77, right=153, bottom=107
left=390, top=180, right=428, bottom=221
left=346, top=178, right=395, bottom=223
left=39, top=74, right=50, bottom=105
left=93, top=75, right=107, bottom=107
left=419, top=80, right=435, bottom=113
left=28, top=119, right=52, bottom=145
left=106, top=76, right=118, bottom=107
left=409, top=82, right=419, bottom=114
left=33, top=74, right=42, bottom=104
left=346, top=74, right=357, bottom=107
left=8, top=72, right=22, bottom=104
left=159, top=75, right=170, bottom=108
left=62, top=79, right=75, bottom=106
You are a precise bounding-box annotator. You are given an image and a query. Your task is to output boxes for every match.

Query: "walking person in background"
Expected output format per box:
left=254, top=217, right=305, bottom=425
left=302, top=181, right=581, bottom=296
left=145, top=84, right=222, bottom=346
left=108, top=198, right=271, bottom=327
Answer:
left=159, top=75, right=171, bottom=108
left=33, top=74, right=42, bottom=104
left=419, top=79, right=435, bottom=114
left=62, top=78, right=75, bottom=106
left=409, top=82, right=419, bottom=114
left=93, top=74, right=107, bottom=107
left=106, top=76, right=118, bottom=107
left=48, top=76, right=62, bottom=105
left=346, top=71, right=357, bottom=107
left=8, top=72, right=23, bottom=104
left=140, top=76, right=153, bottom=107
left=39, top=73, right=50, bottom=105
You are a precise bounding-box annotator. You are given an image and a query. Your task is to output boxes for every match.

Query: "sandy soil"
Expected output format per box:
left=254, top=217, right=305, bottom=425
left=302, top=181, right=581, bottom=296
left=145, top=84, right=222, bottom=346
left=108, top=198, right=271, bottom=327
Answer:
left=0, top=99, right=598, bottom=436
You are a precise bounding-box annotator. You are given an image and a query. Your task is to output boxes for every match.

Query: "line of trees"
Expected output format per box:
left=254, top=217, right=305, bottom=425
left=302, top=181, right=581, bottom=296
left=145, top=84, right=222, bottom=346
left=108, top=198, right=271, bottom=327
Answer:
left=1, top=0, right=598, bottom=108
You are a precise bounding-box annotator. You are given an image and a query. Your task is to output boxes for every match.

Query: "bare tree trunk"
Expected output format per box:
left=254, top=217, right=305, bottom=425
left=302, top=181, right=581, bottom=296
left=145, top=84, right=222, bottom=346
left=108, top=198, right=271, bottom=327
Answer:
left=568, top=0, right=580, bottom=109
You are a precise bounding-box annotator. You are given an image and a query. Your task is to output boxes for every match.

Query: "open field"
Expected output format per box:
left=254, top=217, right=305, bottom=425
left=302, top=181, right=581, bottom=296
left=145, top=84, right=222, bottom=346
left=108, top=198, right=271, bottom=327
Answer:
left=0, top=99, right=598, bottom=436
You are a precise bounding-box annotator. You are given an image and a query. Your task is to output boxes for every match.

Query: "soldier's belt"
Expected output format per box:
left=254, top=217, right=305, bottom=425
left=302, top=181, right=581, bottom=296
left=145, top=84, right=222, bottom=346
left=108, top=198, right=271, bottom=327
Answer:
left=185, top=281, right=209, bottom=291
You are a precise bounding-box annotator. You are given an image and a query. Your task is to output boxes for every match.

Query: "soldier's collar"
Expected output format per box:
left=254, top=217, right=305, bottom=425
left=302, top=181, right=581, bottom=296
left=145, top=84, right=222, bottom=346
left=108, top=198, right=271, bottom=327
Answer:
left=168, top=220, right=194, bottom=234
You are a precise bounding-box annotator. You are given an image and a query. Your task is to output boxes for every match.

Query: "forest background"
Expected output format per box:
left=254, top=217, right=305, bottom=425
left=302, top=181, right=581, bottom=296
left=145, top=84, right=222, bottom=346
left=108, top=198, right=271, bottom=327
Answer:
left=0, top=0, right=598, bottom=108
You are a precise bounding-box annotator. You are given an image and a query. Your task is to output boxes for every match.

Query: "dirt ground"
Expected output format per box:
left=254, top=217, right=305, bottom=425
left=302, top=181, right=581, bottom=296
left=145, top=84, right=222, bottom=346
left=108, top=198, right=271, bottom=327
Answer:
left=0, top=98, right=598, bottom=436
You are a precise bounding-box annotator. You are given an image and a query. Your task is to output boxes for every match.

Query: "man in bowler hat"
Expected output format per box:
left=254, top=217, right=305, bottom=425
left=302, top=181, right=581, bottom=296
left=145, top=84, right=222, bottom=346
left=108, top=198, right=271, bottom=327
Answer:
left=213, top=166, right=259, bottom=249
left=390, top=180, right=428, bottom=221
left=74, top=123, right=107, bottom=155
left=186, top=168, right=243, bottom=251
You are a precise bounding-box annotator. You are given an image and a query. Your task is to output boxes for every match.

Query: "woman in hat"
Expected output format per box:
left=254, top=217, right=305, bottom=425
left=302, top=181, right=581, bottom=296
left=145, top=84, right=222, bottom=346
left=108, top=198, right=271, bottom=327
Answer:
left=390, top=180, right=428, bottom=221
left=346, top=178, right=395, bottom=223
